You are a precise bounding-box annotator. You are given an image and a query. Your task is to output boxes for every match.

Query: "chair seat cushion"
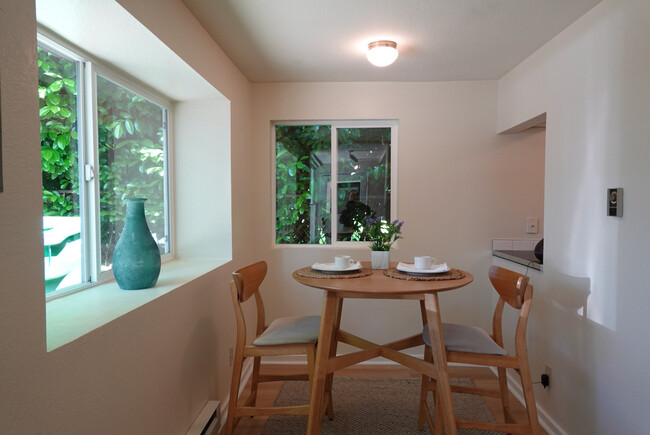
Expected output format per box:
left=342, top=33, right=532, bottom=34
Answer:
left=253, top=315, right=321, bottom=346
left=423, top=322, right=507, bottom=355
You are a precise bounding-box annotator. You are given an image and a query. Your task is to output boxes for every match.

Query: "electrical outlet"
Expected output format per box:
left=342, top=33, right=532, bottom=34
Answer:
left=543, top=364, right=552, bottom=388
left=229, top=347, right=234, bottom=366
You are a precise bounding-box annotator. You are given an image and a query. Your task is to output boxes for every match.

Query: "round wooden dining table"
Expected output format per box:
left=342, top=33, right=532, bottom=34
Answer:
left=293, top=261, right=474, bottom=435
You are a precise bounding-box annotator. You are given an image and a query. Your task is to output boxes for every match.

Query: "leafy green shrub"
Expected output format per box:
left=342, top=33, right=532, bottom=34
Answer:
left=38, top=47, right=167, bottom=266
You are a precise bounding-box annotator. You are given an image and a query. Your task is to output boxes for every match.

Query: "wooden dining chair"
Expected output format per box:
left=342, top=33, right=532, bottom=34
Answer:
left=224, top=261, right=333, bottom=435
left=418, top=265, right=540, bottom=435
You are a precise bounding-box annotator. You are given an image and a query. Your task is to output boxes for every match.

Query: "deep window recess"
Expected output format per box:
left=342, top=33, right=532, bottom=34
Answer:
left=38, top=36, right=171, bottom=296
left=274, top=121, right=396, bottom=245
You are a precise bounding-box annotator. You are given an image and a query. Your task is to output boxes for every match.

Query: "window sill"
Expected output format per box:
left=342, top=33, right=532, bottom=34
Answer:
left=46, top=258, right=229, bottom=351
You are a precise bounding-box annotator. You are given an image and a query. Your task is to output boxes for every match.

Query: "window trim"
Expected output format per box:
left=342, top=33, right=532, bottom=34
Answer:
left=38, top=35, right=90, bottom=293
left=271, top=120, right=398, bottom=247
left=38, top=33, right=174, bottom=300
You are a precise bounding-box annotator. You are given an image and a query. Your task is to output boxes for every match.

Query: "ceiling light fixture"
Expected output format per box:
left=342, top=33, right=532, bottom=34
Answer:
left=367, top=40, right=398, bottom=67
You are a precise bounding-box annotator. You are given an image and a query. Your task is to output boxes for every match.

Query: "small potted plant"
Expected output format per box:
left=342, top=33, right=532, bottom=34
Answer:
left=365, top=217, right=404, bottom=269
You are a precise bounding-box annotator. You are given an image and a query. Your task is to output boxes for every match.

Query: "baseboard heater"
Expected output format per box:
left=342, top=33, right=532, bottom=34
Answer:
left=186, top=400, right=220, bottom=435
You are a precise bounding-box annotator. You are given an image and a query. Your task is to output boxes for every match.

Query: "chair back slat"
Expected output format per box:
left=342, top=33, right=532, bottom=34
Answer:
left=488, top=265, right=529, bottom=309
left=232, top=261, right=268, bottom=302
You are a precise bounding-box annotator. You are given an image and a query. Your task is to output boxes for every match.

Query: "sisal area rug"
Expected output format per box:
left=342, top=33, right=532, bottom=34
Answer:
left=262, top=377, right=499, bottom=434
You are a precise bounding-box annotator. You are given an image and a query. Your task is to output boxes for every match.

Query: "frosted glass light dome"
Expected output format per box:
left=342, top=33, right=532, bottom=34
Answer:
left=367, top=40, right=398, bottom=67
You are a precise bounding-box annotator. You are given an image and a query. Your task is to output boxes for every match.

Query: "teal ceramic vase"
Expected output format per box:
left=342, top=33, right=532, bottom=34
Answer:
left=112, top=198, right=161, bottom=290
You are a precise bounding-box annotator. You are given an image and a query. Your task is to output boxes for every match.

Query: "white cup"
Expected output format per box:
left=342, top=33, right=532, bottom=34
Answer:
left=414, top=256, right=434, bottom=270
left=335, top=255, right=354, bottom=269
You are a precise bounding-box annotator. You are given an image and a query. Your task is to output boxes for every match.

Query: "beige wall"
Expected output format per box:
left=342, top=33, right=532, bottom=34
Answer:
left=252, top=82, right=544, bottom=350
left=498, top=0, right=650, bottom=433
left=0, top=0, right=254, bottom=433
left=0, top=0, right=557, bottom=433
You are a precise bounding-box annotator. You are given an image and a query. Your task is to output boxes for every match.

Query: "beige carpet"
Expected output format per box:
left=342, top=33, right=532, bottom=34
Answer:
left=262, top=377, right=499, bottom=434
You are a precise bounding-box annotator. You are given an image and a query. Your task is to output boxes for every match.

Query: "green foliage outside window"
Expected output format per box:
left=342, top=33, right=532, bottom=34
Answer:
left=275, top=124, right=392, bottom=245
left=96, top=76, right=166, bottom=265
left=275, top=125, right=331, bottom=244
left=38, top=47, right=79, bottom=217
left=38, top=47, right=167, bottom=268
left=336, top=127, right=391, bottom=242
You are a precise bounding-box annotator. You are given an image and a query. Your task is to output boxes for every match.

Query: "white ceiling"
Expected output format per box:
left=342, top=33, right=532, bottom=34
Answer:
left=181, top=0, right=601, bottom=83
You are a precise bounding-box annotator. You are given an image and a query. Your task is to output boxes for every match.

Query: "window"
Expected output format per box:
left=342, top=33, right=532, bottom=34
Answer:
left=274, top=121, right=396, bottom=245
left=39, top=36, right=170, bottom=296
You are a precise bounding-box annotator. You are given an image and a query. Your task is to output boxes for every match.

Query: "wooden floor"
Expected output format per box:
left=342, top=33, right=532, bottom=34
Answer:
left=223, top=364, right=547, bottom=435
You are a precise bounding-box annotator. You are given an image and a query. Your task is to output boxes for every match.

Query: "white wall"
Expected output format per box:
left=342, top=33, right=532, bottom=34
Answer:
left=0, top=0, right=255, bottom=433
left=174, top=99, right=232, bottom=259
left=252, top=82, right=545, bottom=352
left=0, top=0, right=558, bottom=433
left=498, top=0, right=650, bottom=433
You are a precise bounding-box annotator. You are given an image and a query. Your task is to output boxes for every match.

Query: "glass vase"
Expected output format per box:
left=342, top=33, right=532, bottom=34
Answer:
left=112, top=198, right=161, bottom=290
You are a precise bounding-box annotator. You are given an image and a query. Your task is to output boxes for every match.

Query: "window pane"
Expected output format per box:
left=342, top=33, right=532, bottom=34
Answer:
left=337, top=128, right=391, bottom=242
left=275, top=125, right=331, bottom=244
left=38, top=46, right=83, bottom=293
left=96, top=75, right=168, bottom=270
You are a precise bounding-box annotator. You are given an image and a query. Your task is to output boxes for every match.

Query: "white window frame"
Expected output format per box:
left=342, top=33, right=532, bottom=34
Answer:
left=38, top=34, right=173, bottom=300
left=271, top=120, right=398, bottom=247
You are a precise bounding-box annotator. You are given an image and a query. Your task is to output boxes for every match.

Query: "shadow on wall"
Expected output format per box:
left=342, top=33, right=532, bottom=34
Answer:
left=529, top=268, right=620, bottom=434
left=548, top=271, right=591, bottom=318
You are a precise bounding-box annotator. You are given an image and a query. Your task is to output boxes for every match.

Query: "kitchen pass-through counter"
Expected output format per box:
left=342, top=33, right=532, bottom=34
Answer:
left=492, top=239, right=542, bottom=271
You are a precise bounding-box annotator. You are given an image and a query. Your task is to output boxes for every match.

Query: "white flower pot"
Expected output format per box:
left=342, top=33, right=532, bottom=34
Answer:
left=371, top=250, right=390, bottom=270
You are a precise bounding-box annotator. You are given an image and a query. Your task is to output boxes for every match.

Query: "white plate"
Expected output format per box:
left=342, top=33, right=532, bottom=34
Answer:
left=312, top=261, right=362, bottom=273
left=396, top=262, right=450, bottom=275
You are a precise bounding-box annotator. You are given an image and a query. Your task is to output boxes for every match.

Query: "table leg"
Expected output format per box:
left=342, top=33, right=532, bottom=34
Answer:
left=307, top=291, right=339, bottom=434
left=424, top=293, right=457, bottom=435
left=417, top=300, right=429, bottom=431
left=324, top=296, right=343, bottom=419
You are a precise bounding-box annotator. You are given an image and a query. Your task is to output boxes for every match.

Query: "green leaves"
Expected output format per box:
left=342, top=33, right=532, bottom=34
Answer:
left=42, top=148, right=54, bottom=161
left=45, top=93, right=61, bottom=106
left=94, top=75, right=166, bottom=264
left=49, top=80, right=63, bottom=92
left=42, top=189, right=74, bottom=214
left=275, top=126, right=330, bottom=244
left=275, top=125, right=392, bottom=245
left=38, top=47, right=167, bottom=263
left=53, top=133, right=69, bottom=150
left=124, top=119, right=134, bottom=135
left=114, top=122, right=124, bottom=139
left=38, top=47, right=80, bottom=218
